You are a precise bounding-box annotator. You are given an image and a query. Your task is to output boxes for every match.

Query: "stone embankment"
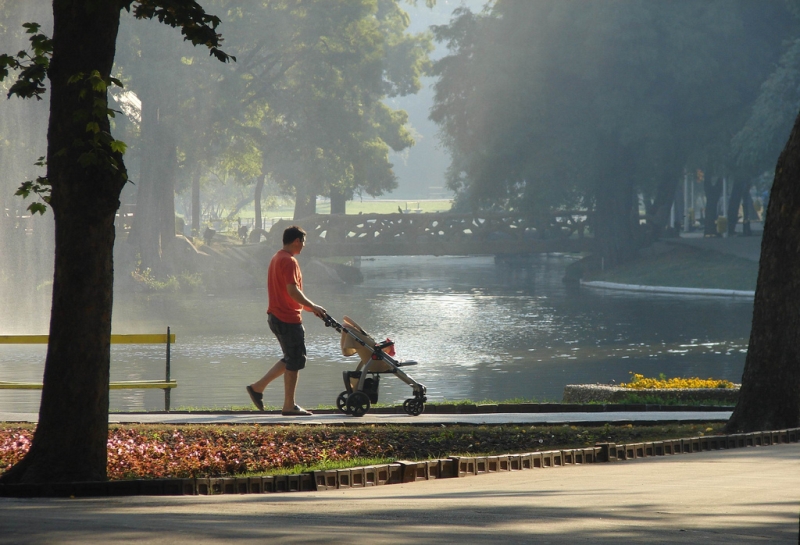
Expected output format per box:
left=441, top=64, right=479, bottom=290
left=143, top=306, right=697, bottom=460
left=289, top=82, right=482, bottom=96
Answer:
left=562, top=384, right=740, bottom=404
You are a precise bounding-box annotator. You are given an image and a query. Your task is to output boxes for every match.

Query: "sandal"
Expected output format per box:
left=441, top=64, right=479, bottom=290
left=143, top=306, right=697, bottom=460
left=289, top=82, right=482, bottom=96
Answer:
left=246, top=385, right=264, bottom=411
left=281, top=405, right=313, bottom=416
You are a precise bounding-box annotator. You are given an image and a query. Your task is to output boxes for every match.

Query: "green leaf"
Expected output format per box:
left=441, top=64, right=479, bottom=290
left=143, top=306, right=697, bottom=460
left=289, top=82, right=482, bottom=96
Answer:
left=86, top=121, right=100, bottom=133
left=27, top=202, right=47, bottom=215
left=110, top=140, right=128, bottom=155
left=22, top=22, right=41, bottom=34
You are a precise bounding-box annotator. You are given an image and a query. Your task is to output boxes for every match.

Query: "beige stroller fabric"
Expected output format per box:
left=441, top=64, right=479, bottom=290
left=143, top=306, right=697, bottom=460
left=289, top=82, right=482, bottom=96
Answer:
left=340, top=316, right=392, bottom=373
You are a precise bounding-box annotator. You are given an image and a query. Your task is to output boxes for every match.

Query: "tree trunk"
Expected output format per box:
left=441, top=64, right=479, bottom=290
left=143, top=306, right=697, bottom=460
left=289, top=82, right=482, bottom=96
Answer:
left=645, top=175, right=679, bottom=241
left=330, top=187, right=347, bottom=214
left=726, top=177, right=746, bottom=236
left=191, top=169, right=201, bottom=237
left=250, top=173, right=265, bottom=242
left=726, top=109, right=800, bottom=433
left=128, top=95, right=162, bottom=270
left=0, top=0, right=126, bottom=484
left=593, top=175, right=638, bottom=269
left=293, top=183, right=316, bottom=220
left=159, top=134, right=177, bottom=258
left=127, top=95, right=177, bottom=274
left=703, top=179, right=723, bottom=236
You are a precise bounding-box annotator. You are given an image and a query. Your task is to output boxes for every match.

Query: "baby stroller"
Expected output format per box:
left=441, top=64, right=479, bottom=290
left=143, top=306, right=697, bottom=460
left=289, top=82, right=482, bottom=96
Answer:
left=323, top=314, right=427, bottom=417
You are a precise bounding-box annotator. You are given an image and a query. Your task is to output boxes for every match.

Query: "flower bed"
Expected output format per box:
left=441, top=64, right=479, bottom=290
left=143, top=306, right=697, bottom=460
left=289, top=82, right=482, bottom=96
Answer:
left=0, top=422, right=728, bottom=480
left=562, top=384, right=739, bottom=404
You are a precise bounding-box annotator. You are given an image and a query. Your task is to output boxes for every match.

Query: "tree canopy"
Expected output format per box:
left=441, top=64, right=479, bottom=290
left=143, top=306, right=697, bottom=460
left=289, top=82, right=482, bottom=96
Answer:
left=430, top=0, right=796, bottom=265
left=211, top=0, right=432, bottom=219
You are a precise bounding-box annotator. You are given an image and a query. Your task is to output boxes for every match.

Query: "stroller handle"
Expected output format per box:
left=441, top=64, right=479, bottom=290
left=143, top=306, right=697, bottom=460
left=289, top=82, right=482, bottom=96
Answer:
left=322, top=313, right=341, bottom=330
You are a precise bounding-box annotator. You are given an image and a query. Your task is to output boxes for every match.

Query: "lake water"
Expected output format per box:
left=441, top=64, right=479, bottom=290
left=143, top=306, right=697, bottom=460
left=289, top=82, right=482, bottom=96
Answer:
left=0, top=254, right=753, bottom=412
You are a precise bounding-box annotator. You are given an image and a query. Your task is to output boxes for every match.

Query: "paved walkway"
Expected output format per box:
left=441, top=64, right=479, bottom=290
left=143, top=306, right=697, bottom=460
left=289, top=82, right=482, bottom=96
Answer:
left=670, top=224, right=763, bottom=262
left=0, top=410, right=732, bottom=425
left=1, top=442, right=797, bottom=544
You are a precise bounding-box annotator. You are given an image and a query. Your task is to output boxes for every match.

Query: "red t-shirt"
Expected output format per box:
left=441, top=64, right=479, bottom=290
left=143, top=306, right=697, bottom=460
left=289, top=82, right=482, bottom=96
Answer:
left=267, top=249, right=304, bottom=323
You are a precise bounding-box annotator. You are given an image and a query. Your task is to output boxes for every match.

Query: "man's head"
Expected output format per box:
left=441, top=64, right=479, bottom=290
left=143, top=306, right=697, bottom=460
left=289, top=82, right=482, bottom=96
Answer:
left=283, top=226, right=307, bottom=252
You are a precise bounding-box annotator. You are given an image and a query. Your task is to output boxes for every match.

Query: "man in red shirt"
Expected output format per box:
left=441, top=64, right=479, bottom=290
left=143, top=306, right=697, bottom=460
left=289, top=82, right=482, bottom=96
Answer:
left=247, top=226, right=326, bottom=415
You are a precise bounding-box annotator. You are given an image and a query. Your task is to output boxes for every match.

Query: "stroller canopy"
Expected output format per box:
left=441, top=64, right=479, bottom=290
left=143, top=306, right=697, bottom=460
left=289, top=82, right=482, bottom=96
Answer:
left=339, top=316, right=393, bottom=373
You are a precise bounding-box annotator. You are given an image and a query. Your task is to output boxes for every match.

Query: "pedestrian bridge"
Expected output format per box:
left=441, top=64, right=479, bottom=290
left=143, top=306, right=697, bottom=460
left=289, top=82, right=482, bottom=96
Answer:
left=270, top=211, right=593, bottom=257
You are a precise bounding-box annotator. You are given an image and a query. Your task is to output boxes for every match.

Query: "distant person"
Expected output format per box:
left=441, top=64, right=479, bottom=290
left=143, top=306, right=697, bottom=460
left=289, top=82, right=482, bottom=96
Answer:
left=246, top=225, right=326, bottom=415
left=237, top=224, right=249, bottom=244
left=203, top=226, right=215, bottom=245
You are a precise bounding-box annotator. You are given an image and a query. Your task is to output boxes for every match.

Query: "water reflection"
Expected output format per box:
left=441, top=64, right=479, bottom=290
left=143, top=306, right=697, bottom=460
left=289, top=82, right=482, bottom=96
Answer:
left=0, top=255, right=752, bottom=411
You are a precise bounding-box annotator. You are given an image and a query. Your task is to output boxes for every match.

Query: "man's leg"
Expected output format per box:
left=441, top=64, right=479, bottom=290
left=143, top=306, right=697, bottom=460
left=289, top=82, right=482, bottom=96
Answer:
left=251, top=360, right=287, bottom=393
left=282, top=369, right=299, bottom=412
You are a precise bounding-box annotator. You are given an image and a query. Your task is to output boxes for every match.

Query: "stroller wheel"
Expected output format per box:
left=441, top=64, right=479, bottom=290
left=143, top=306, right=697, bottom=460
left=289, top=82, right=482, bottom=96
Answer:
left=403, top=398, right=424, bottom=416
left=336, top=391, right=350, bottom=414
left=346, top=391, right=371, bottom=417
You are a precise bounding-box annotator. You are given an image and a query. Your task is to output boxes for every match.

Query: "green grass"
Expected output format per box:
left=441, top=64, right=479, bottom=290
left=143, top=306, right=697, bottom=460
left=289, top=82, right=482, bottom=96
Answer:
left=585, top=244, right=758, bottom=291
left=603, top=394, right=733, bottom=407
left=261, top=457, right=394, bottom=475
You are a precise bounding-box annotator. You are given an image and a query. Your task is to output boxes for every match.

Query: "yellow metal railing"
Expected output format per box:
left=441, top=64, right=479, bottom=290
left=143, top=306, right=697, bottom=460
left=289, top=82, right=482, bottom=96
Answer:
left=0, top=328, right=176, bottom=411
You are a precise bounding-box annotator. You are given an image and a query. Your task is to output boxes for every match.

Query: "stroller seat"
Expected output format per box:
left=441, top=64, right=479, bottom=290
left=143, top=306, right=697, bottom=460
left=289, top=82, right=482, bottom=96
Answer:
left=340, top=316, right=417, bottom=371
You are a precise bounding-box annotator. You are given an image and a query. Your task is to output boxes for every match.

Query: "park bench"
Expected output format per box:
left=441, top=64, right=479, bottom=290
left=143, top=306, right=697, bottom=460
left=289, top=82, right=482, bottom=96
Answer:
left=0, top=328, right=177, bottom=411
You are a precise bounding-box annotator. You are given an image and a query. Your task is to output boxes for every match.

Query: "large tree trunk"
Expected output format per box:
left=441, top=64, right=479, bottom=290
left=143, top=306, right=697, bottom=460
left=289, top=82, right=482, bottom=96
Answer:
left=726, top=110, right=800, bottom=433
left=0, top=0, right=126, bottom=484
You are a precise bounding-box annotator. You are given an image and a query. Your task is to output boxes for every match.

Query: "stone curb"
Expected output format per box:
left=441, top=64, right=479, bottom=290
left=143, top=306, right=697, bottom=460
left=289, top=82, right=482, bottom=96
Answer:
left=562, top=384, right=740, bottom=405
left=1, top=427, right=795, bottom=498
left=580, top=280, right=754, bottom=298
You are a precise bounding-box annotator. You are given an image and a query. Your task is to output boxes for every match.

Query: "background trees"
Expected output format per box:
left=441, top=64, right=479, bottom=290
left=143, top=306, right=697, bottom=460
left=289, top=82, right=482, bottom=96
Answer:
left=104, top=0, right=432, bottom=275
left=430, top=0, right=795, bottom=266
left=214, top=0, right=432, bottom=221
left=0, top=2, right=54, bottom=332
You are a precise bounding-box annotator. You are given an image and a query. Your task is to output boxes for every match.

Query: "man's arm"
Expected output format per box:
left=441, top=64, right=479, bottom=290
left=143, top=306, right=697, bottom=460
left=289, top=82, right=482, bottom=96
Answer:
left=286, top=283, right=326, bottom=319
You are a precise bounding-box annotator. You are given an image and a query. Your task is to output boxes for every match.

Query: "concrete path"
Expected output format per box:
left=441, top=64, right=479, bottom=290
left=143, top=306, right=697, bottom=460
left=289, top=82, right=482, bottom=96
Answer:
left=0, top=410, right=732, bottom=426
left=1, top=442, right=797, bottom=544
left=671, top=227, right=763, bottom=263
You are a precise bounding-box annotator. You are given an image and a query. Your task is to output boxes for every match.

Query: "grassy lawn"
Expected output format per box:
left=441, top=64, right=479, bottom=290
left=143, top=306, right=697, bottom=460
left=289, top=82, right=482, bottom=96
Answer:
left=584, top=243, right=758, bottom=292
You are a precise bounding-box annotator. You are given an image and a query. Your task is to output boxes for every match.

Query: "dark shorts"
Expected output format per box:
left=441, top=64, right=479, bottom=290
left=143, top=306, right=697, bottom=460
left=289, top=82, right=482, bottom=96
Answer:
left=268, top=314, right=307, bottom=371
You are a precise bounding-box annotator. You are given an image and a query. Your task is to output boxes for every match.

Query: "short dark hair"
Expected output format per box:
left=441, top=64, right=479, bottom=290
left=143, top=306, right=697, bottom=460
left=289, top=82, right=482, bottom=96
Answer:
left=283, top=225, right=307, bottom=245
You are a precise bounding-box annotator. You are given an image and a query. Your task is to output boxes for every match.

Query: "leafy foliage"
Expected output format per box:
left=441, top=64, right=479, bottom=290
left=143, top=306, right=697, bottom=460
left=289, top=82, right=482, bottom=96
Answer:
left=126, top=0, right=235, bottom=63
left=0, top=22, right=51, bottom=100
left=212, top=0, right=432, bottom=214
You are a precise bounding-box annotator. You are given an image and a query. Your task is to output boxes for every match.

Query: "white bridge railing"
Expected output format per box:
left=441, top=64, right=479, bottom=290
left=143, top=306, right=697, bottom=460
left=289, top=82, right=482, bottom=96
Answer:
left=269, top=211, right=592, bottom=257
